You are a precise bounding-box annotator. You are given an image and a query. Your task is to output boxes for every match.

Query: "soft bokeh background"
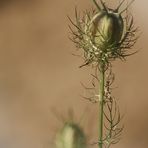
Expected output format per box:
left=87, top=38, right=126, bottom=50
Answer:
left=0, top=0, right=147, bottom=148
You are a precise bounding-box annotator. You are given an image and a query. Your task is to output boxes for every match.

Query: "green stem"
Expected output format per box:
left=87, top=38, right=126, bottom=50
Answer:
left=98, top=63, right=105, bottom=148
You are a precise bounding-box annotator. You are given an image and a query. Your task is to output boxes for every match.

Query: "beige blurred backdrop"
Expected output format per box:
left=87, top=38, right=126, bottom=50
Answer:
left=0, top=0, right=147, bottom=148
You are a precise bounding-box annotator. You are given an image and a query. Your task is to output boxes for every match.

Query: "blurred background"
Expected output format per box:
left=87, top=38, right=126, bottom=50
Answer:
left=0, top=0, right=147, bottom=148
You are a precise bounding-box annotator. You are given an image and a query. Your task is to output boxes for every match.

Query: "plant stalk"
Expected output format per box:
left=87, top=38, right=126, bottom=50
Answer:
left=98, top=63, right=105, bottom=148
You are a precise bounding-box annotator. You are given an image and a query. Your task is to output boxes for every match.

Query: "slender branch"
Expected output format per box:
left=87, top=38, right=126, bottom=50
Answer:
left=98, top=63, right=105, bottom=148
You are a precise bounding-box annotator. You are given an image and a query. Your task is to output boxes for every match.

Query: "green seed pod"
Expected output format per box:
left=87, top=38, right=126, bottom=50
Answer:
left=90, top=9, right=124, bottom=48
left=68, top=0, right=138, bottom=66
left=55, top=122, right=86, bottom=148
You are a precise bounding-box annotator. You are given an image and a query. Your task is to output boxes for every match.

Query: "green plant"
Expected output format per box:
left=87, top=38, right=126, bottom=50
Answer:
left=55, top=122, right=86, bottom=148
left=68, top=0, right=139, bottom=148
left=54, top=109, right=88, bottom=148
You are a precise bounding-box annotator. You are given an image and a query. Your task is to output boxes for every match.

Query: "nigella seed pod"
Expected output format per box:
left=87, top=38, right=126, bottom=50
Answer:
left=55, top=122, right=86, bottom=148
left=90, top=10, right=124, bottom=48
left=69, top=0, right=138, bottom=67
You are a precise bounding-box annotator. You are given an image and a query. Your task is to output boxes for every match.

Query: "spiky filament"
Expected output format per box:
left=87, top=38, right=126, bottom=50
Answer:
left=115, top=0, right=126, bottom=12
left=93, top=0, right=101, bottom=11
left=99, top=0, right=108, bottom=12
left=120, top=0, right=135, bottom=14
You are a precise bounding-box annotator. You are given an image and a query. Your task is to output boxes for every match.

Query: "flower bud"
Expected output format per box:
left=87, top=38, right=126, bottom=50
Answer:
left=55, top=122, right=86, bottom=148
left=90, top=10, right=124, bottom=48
